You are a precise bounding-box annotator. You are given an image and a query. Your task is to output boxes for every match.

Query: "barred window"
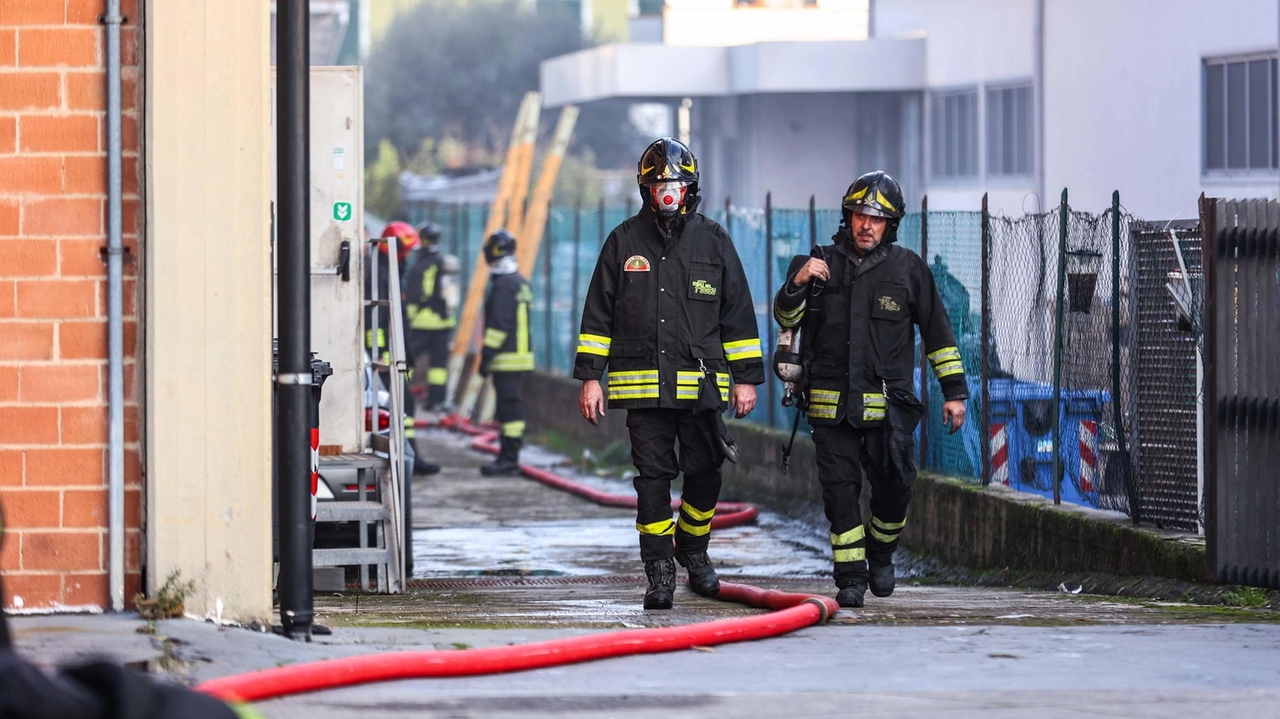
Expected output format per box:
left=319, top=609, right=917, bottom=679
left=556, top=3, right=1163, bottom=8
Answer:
left=986, top=83, right=1033, bottom=177
left=1204, top=54, right=1278, bottom=174
left=931, top=89, right=979, bottom=180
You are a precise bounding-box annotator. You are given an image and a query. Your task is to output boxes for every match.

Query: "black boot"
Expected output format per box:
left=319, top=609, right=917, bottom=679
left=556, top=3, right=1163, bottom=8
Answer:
left=643, top=557, right=676, bottom=610
left=868, top=556, right=896, bottom=597
left=836, top=584, right=865, bottom=608
left=413, top=456, right=440, bottom=476
left=480, top=436, right=521, bottom=476
left=676, top=550, right=720, bottom=597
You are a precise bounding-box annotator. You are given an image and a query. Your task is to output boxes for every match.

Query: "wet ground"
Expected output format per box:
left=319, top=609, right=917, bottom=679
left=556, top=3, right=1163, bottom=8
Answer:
left=10, top=428, right=1280, bottom=717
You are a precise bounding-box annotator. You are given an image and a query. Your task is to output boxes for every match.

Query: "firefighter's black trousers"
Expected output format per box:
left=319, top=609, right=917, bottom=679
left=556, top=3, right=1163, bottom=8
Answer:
left=626, top=408, right=723, bottom=562
left=812, top=422, right=911, bottom=589
left=409, top=329, right=451, bottom=408
left=492, top=371, right=526, bottom=446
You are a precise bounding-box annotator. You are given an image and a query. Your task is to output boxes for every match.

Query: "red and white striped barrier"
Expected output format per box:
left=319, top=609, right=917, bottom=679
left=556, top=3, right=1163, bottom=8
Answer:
left=1079, top=419, right=1098, bottom=492
left=990, top=422, right=1009, bottom=486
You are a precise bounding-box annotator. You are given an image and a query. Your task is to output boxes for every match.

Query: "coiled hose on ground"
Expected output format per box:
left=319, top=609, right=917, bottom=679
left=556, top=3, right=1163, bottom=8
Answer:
left=197, top=418, right=835, bottom=704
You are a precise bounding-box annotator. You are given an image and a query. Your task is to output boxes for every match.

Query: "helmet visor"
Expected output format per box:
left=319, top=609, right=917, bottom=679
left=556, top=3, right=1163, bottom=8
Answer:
left=648, top=181, right=690, bottom=215
left=845, top=201, right=896, bottom=220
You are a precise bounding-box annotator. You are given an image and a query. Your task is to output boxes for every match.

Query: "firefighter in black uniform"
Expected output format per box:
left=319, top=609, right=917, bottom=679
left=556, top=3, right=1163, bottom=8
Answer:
left=404, top=222, right=457, bottom=411
left=575, top=138, right=764, bottom=610
left=773, top=171, right=967, bottom=608
left=479, top=229, right=534, bottom=476
left=367, top=221, right=439, bottom=476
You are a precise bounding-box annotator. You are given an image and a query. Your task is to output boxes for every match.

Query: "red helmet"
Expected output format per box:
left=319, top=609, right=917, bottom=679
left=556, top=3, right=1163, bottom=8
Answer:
left=380, top=221, right=421, bottom=261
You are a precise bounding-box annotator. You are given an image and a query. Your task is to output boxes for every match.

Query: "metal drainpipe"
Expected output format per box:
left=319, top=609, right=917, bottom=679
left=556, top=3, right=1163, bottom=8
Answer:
left=1035, top=0, right=1046, bottom=210
left=103, top=0, right=126, bottom=613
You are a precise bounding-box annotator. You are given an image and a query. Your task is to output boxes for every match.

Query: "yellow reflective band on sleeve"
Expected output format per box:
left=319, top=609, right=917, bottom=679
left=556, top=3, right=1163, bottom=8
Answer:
left=872, top=516, right=906, bottom=531
left=935, top=360, right=965, bottom=378
left=483, top=328, right=508, bottom=349
left=577, top=333, right=611, bottom=356
left=829, top=525, right=866, bottom=546
left=516, top=301, right=530, bottom=354
left=427, top=367, right=448, bottom=386
left=365, top=328, right=387, bottom=349
left=716, top=372, right=730, bottom=386
left=775, top=301, right=806, bottom=323
left=637, top=518, right=675, bottom=536
left=809, top=404, right=838, bottom=420
left=928, top=346, right=961, bottom=363
left=833, top=547, right=866, bottom=563
left=811, top=389, right=841, bottom=404
left=501, top=420, right=526, bottom=438
left=609, top=369, right=659, bottom=385
left=677, top=517, right=711, bottom=536
left=722, top=338, right=763, bottom=361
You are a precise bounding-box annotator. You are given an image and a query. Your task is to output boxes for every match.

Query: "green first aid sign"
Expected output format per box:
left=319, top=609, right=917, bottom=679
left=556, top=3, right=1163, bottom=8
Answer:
left=333, top=202, right=353, bottom=222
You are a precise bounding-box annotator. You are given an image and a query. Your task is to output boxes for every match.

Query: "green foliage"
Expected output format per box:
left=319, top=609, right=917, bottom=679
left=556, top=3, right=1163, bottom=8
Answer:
left=365, top=0, right=645, bottom=173
left=134, top=569, right=195, bottom=621
left=366, top=138, right=403, bottom=219
left=1222, top=586, right=1269, bottom=608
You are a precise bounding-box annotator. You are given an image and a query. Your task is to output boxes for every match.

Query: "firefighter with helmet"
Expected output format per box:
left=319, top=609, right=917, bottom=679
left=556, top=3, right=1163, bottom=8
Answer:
left=478, top=229, right=534, bottom=476
left=772, top=171, right=967, bottom=608
left=574, top=138, right=764, bottom=610
left=403, top=221, right=458, bottom=411
left=368, top=221, right=439, bottom=476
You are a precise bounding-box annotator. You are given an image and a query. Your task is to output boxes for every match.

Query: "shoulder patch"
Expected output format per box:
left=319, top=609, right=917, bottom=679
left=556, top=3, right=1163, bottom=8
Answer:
left=624, top=255, right=651, bottom=272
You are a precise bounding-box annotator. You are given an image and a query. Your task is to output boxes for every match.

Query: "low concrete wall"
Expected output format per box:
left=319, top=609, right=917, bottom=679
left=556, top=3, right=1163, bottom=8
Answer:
left=522, top=371, right=1207, bottom=583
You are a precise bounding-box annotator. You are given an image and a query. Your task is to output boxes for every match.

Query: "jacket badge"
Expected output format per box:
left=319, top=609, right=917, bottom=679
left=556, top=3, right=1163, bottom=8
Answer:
left=691, top=279, right=718, bottom=296
left=878, top=296, right=901, bottom=312
left=624, top=255, right=651, bottom=272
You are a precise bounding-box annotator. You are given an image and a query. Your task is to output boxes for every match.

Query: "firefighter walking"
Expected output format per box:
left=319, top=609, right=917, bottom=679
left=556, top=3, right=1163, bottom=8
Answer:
left=773, top=171, right=967, bottom=608
left=403, top=221, right=459, bottom=411
left=479, top=229, right=534, bottom=476
left=575, top=138, right=764, bottom=610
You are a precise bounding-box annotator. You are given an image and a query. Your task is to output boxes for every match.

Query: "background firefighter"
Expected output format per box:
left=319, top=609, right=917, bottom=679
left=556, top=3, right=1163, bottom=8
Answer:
left=368, top=221, right=440, bottom=476
left=772, top=171, right=967, bottom=609
left=404, top=221, right=459, bottom=412
left=574, top=138, right=764, bottom=610
left=479, top=229, right=535, bottom=476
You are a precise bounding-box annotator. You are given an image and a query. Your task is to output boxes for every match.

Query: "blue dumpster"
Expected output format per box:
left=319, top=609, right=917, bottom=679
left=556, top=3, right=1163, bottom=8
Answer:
left=986, top=379, right=1109, bottom=506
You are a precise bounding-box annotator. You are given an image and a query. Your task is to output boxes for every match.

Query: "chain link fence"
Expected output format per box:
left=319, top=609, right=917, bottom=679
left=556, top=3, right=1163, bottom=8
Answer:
left=401, top=194, right=1202, bottom=524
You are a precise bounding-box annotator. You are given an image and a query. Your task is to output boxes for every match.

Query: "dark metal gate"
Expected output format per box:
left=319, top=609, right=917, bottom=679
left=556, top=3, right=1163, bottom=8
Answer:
left=1201, top=196, right=1280, bottom=588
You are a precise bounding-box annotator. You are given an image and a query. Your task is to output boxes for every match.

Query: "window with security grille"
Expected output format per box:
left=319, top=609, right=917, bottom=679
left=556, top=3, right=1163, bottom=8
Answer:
left=986, top=83, right=1033, bottom=178
left=931, top=89, right=979, bottom=180
left=1204, top=54, right=1278, bottom=174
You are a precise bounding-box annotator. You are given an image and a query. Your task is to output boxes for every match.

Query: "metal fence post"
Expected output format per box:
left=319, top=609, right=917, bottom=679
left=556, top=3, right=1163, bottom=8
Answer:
left=428, top=200, right=437, bottom=224
left=544, top=210, right=554, bottom=370
left=981, top=193, right=991, bottom=486
left=724, top=195, right=732, bottom=235
left=919, top=195, right=929, bottom=468
left=765, top=191, right=775, bottom=428
left=1051, top=188, right=1068, bottom=505
left=570, top=200, right=582, bottom=368
left=459, top=203, right=469, bottom=298
left=1197, top=192, right=1219, bottom=579
left=1111, top=190, right=1138, bottom=523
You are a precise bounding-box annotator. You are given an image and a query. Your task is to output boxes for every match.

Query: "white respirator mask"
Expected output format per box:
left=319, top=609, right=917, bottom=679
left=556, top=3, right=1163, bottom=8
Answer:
left=649, top=181, right=690, bottom=216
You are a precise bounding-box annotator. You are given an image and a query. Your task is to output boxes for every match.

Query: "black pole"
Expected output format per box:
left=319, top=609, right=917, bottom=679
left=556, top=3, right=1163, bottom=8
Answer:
left=724, top=195, right=731, bottom=233
left=981, top=193, right=991, bottom=485
left=1051, top=188, right=1068, bottom=505
left=275, top=0, right=312, bottom=641
left=808, top=194, right=817, bottom=249
left=570, top=200, right=582, bottom=365
left=919, top=195, right=929, bottom=468
left=765, top=191, right=775, bottom=428
left=544, top=211, right=553, bottom=368
left=459, top=203, right=468, bottom=297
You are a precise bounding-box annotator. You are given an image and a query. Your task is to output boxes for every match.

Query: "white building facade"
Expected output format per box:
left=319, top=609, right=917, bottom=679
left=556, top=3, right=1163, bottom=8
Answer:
left=542, top=0, right=1279, bottom=218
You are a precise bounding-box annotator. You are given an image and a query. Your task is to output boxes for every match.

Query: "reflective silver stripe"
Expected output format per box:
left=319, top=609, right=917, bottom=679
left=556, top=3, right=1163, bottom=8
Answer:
left=610, top=370, right=659, bottom=385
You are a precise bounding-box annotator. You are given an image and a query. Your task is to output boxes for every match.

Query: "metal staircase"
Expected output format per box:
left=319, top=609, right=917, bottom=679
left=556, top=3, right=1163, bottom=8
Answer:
left=313, top=237, right=408, bottom=593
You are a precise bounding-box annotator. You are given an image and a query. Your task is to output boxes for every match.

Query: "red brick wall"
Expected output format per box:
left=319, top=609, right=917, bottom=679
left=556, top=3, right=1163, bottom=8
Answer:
left=0, top=0, right=142, bottom=611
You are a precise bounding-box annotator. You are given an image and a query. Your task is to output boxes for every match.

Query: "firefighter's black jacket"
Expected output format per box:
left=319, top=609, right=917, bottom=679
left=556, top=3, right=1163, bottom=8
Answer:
left=773, top=237, right=967, bottom=426
left=574, top=208, right=764, bottom=409
left=404, top=247, right=456, bottom=331
left=482, top=272, right=534, bottom=373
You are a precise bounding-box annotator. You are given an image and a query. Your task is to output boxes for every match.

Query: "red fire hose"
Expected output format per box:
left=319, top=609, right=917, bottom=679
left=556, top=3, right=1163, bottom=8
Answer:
left=197, top=417, right=831, bottom=703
